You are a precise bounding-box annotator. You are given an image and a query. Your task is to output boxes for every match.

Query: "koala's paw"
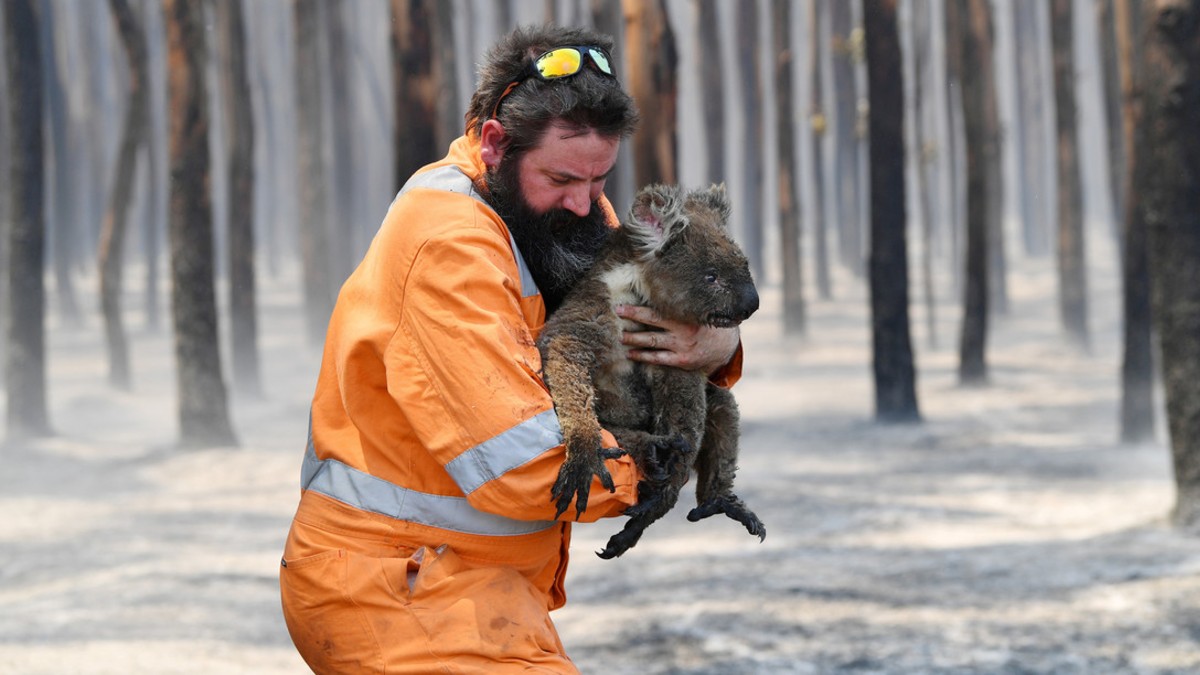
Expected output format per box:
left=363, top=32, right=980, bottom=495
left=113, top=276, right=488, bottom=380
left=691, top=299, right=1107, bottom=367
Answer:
left=688, top=494, right=766, bottom=542
left=641, top=434, right=693, bottom=484
left=552, top=445, right=626, bottom=521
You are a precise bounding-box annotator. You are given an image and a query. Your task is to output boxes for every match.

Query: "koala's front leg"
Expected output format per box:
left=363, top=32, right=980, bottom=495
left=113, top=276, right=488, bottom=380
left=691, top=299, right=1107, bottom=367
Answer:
left=541, top=332, right=626, bottom=521
left=688, top=384, right=765, bottom=541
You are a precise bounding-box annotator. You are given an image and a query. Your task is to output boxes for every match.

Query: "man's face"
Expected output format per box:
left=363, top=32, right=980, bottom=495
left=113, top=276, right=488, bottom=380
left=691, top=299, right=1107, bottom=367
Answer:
left=485, top=124, right=620, bottom=313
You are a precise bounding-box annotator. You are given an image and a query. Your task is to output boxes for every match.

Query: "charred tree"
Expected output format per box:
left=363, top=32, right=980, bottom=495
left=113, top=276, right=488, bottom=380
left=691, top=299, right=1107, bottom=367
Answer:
left=1115, top=0, right=1156, bottom=444
left=1012, top=2, right=1053, bottom=256
left=1099, top=0, right=1128, bottom=230
left=390, top=0, right=440, bottom=191
left=911, top=0, right=938, bottom=349
left=774, top=0, right=806, bottom=335
left=1051, top=0, right=1090, bottom=349
left=694, top=0, right=725, bottom=186
left=164, top=0, right=237, bottom=448
left=217, top=0, right=260, bottom=397
left=811, top=0, right=832, bottom=300
left=955, top=0, right=997, bottom=385
left=864, top=0, right=920, bottom=422
left=590, top=0, right=633, bottom=214
left=99, top=0, right=149, bottom=391
left=734, top=0, right=765, bottom=282
left=831, top=0, right=865, bottom=275
left=623, top=0, right=678, bottom=186
left=293, top=0, right=334, bottom=346
left=1139, top=0, right=1200, bottom=528
left=4, top=0, right=51, bottom=439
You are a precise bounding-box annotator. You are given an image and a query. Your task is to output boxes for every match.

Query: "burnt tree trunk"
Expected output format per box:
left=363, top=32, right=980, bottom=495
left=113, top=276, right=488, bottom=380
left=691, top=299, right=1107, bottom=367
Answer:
left=956, top=0, right=996, bottom=385
left=4, top=0, right=51, bottom=439
left=912, top=0, right=938, bottom=349
left=774, top=0, right=805, bottom=335
left=694, top=0, right=725, bottom=186
left=811, top=0, right=832, bottom=300
left=390, top=0, right=439, bottom=191
left=1139, top=0, right=1200, bottom=528
left=832, top=0, right=865, bottom=274
left=1115, top=0, right=1156, bottom=444
left=623, top=0, right=678, bottom=186
left=164, top=0, right=237, bottom=448
left=734, top=0, right=765, bottom=282
left=217, top=0, right=260, bottom=397
left=1051, top=0, right=1090, bottom=349
left=1099, top=0, right=1128, bottom=232
left=99, top=0, right=149, bottom=391
left=864, top=0, right=920, bottom=422
left=293, top=0, right=334, bottom=346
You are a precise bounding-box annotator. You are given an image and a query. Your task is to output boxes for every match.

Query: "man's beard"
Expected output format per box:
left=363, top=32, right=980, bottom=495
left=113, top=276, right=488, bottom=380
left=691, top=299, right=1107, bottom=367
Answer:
left=484, top=155, right=611, bottom=314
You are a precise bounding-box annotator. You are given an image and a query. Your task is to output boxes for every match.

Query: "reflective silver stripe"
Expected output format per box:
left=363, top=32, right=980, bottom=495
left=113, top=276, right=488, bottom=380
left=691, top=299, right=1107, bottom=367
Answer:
left=302, top=421, right=556, bottom=536
left=391, top=165, right=539, bottom=298
left=445, top=408, right=563, bottom=494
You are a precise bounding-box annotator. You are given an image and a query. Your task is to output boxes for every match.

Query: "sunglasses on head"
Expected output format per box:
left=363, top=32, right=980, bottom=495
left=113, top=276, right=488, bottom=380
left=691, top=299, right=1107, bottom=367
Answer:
left=490, top=46, right=616, bottom=120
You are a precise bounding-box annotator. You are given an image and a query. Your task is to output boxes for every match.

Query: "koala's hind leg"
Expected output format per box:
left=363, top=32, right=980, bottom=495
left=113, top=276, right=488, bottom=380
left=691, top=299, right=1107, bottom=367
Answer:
left=687, top=384, right=766, bottom=541
left=596, top=433, right=694, bottom=559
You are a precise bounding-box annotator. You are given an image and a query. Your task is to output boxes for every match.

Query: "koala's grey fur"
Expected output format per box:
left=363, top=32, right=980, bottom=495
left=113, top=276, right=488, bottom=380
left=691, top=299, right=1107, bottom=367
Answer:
left=537, top=183, right=765, bottom=558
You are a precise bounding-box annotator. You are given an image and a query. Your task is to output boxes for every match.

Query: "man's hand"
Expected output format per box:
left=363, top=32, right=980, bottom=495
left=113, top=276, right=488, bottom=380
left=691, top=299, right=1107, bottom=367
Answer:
left=615, top=305, right=740, bottom=376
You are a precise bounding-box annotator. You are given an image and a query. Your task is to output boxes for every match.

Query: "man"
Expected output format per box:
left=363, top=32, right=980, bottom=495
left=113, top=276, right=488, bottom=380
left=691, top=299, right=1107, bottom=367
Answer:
left=280, top=25, right=742, bottom=673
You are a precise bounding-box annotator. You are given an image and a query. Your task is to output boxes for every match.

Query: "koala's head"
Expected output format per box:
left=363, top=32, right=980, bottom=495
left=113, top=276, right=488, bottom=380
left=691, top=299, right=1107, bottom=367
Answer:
left=624, top=183, right=759, bottom=328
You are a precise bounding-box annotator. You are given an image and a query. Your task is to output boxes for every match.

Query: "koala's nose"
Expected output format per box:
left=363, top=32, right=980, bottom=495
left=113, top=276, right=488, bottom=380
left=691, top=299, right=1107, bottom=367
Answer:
left=737, top=284, right=760, bottom=321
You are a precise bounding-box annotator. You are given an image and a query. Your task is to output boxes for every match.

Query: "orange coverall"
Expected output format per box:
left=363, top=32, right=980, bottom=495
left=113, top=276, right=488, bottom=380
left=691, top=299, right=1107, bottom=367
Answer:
left=280, top=132, right=741, bottom=673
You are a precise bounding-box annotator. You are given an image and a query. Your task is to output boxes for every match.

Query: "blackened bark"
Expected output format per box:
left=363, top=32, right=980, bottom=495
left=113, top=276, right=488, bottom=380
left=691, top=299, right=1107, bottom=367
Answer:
left=1051, top=0, right=1090, bottom=349
left=164, top=0, right=237, bottom=448
left=956, top=0, right=994, bottom=385
left=734, top=0, right=765, bottom=282
left=390, top=0, right=439, bottom=191
left=1139, top=0, right=1200, bottom=528
left=623, top=0, right=678, bottom=186
left=773, top=0, right=805, bottom=335
left=217, top=0, right=260, bottom=397
left=864, top=0, right=919, bottom=422
left=1115, top=0, right=1156, bottom=444
left=4, top=0, right=51, bottom=439
left=694, top=0, right=725, bottom=186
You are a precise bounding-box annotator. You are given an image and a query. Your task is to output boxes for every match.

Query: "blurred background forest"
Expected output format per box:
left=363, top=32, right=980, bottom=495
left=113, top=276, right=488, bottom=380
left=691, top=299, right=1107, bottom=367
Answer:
left=1, top=0, right=1198, bottom=527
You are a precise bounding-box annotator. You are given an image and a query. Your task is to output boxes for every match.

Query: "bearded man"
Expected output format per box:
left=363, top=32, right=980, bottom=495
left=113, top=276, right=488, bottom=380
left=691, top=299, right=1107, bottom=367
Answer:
left=279, top=25, right=742, bottom=673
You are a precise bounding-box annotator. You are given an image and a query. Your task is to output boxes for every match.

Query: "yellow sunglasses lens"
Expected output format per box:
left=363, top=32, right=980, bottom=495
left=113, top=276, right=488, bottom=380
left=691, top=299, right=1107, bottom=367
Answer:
left=536, top=48, right=583, bottom=79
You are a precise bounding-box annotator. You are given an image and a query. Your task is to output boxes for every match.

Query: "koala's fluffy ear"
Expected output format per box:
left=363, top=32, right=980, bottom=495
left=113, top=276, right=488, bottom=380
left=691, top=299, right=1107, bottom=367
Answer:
left=628, top=183, right=688, bottom=257
left=688, top=183, right=732, bottom=228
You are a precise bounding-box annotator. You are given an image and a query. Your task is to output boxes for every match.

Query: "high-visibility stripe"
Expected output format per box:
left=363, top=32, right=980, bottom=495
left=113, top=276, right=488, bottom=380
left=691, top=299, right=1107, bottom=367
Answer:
left=301, top=428, right=557, bottom=536
left=445, top=408, right=563, bottom=494
left=392, top=165, right=539, bottom=298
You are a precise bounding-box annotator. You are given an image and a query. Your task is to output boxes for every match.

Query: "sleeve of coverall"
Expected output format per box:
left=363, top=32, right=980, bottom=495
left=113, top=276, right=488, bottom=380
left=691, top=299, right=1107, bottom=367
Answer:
left=393, top=228, right=639, bottom=523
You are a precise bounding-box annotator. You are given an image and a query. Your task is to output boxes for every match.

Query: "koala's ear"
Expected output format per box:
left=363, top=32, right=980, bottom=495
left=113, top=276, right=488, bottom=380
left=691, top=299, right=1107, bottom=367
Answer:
left=628, top=184, right=687, bottom=256
left=688, top=183, right=732, bottom=228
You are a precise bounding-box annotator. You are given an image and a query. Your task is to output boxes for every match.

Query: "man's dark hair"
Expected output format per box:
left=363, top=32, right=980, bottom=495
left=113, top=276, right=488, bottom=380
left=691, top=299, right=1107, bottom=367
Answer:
left=466, top=25, right=639, bottom=155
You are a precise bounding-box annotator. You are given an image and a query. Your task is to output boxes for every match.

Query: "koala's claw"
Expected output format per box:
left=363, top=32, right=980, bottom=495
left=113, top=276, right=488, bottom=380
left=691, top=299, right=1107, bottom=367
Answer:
left=688, top=494, right=766, bottom=542
left=552, top=447, right=626, bottom=521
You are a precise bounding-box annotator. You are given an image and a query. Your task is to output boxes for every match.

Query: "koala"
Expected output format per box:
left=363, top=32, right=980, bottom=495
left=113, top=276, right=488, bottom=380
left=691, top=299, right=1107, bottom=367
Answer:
left=537, top=183, right=765, bottom=559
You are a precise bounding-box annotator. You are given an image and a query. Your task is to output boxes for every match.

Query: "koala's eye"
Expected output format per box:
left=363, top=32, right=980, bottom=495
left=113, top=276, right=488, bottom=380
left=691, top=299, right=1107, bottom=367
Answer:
left=704, top=272, right=719, bottom=284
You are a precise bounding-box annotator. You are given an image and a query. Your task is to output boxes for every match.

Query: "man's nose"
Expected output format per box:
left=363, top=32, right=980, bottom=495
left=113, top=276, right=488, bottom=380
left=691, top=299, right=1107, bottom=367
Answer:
left=562, top=184, right=591, bottom=217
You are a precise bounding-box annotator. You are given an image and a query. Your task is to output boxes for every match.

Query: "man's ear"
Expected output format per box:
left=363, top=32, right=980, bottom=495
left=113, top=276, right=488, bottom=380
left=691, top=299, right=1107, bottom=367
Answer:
left=480, top=119, right=509, bottom=169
